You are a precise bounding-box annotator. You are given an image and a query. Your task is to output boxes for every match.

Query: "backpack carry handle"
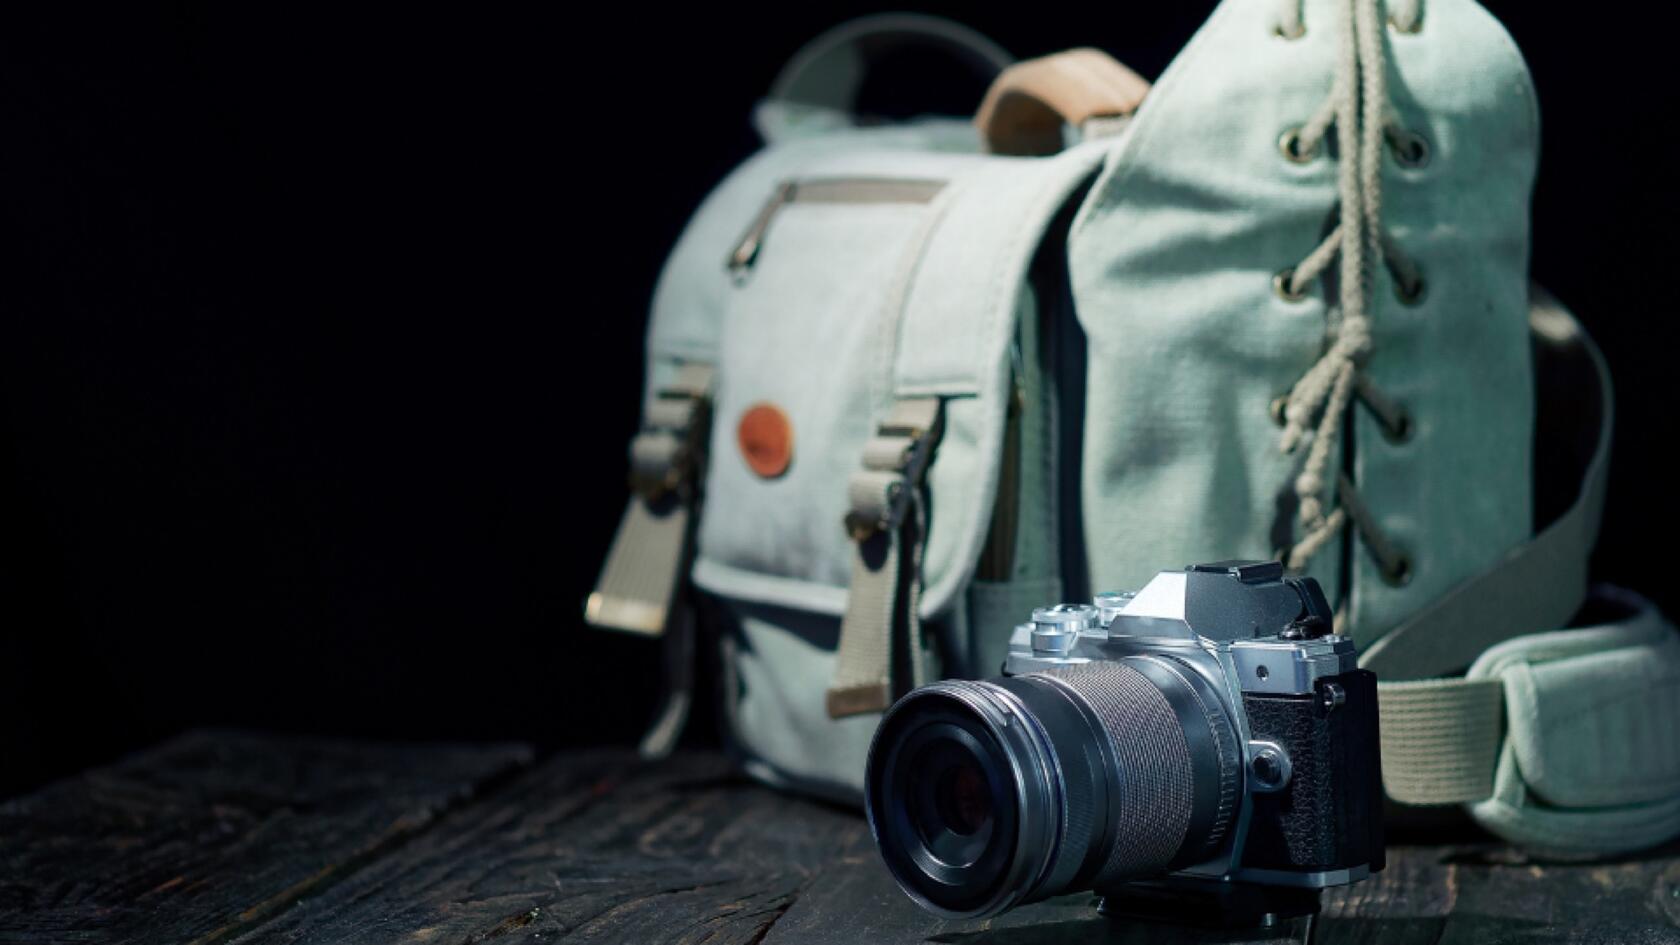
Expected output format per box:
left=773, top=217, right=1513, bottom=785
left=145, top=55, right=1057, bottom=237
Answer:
left=975, top=48, right=1152, bottom=156
left=764, top=14, right=1013, bottom=126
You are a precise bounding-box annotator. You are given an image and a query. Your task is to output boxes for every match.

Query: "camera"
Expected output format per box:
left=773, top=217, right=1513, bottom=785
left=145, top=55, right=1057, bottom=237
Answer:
left=864, top=560, right=1383, bottom=925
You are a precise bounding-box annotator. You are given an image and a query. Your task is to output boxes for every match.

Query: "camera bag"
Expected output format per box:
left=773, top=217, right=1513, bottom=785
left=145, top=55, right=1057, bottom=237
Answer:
left=589, top=3, right=1680, bottom=855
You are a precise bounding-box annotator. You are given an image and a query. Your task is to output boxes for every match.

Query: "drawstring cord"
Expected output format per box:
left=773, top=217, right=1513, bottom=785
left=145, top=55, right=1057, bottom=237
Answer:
left=1272, top=0, right=1421, bottom=582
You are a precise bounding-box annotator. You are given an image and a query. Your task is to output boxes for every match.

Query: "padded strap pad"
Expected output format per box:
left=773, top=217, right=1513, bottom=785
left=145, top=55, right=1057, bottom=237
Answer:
left=1468, top=588, right=1680, bottom=855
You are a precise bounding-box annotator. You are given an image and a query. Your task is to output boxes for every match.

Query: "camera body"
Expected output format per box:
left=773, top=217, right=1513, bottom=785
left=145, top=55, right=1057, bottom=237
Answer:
left=865, top=560, right=1384, bottom=924
left=1008, top=560, right=1384, bottom=888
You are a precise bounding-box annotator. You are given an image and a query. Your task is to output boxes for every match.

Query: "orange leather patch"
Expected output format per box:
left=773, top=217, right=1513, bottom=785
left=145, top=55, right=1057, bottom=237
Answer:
left=737, top=403, right=794, bottom=479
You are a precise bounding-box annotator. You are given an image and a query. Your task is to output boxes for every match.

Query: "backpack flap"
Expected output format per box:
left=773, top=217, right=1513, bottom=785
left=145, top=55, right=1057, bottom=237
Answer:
left=1067, top=0, right=1539, bottom=649
left=650, top=135, right=1106, bottom=797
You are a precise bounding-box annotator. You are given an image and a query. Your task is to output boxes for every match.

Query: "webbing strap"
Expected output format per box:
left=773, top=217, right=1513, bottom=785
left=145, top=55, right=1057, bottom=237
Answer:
left=829, top=495, right=927, bottom=717
left=587, top=363, right=713, bottom=636
left=588, top=497, right=691, bottom=636
left=586, top=363, right=713, bottom=758
left=1376, top=677, right=1505, bottom=804
left=1365, top=289, right=1612, bottom=804
left=828, top=397, right=943, bottom=718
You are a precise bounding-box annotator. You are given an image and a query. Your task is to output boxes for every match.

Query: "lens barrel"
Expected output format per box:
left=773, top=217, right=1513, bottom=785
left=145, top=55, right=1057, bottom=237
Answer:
left=865, top=656, right=1240, bottom=918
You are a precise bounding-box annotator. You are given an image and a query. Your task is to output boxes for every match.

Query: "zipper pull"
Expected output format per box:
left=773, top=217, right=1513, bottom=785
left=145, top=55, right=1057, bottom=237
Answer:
left=728, top=180, right=796, bottom=274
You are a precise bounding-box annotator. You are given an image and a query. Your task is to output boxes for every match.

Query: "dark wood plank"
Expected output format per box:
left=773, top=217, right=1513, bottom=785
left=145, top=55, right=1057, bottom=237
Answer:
left=0, top=730, right=530, bottom=945
left=1315, top=843, right=1680, bottom=945
left=232, top=750, right=1305, bottom=945
left=14, top=740, right=1677, bottom=944
left=759, top=840, right=1309, bottom=945
left=238, top=749, right=1680, bottom=945
left=230, top=750, right=861, bottom=945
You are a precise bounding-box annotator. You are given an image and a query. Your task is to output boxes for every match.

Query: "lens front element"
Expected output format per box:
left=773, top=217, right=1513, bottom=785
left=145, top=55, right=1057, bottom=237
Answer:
left=866, top=683, right=1054, bottom=918
left=932, top=759, right=991, bottom=835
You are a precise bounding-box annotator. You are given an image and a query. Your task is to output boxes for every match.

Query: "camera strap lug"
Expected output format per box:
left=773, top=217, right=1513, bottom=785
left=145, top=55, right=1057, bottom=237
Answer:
left=585, top=362, right=714, bottom=758
left=828, top=397, right=945, bottom=718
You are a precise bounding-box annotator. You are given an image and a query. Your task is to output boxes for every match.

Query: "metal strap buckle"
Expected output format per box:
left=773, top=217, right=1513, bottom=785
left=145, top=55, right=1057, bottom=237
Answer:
left=844, top=398, right=944, bottom=540
left=628, top=365, right=714, bottom=500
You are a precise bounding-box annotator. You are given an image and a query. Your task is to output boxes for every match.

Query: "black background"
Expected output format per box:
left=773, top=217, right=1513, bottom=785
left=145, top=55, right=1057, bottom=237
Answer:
left=0, top=3, right=1673, bottom=797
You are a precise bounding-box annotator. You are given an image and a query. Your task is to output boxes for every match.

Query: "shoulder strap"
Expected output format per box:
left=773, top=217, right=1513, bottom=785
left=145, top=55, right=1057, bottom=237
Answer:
left=1367, top=286, right=1613, bottom=805
left=1360, top=285, right=1611, bottom=679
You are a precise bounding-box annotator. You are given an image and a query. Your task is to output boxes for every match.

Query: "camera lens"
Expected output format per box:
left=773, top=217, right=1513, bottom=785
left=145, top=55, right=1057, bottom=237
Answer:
left=865, top=657, right=1240, bottom=918
left=866, top=683, right=1050, bottom=917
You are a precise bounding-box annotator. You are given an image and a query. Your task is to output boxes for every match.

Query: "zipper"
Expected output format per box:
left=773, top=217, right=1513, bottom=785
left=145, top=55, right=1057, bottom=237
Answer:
left=727, top=177, right=945, bottom=275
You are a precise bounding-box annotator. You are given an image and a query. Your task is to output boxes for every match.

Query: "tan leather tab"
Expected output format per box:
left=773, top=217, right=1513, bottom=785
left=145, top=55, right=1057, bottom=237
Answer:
left=975, top=48, right=1151, bottom=156
left=826, top=682, right=891, bottom=719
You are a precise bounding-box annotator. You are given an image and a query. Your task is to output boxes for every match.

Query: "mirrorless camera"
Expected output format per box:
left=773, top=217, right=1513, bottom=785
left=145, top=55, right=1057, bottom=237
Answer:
left=864, top=560, right=1383, bottom=925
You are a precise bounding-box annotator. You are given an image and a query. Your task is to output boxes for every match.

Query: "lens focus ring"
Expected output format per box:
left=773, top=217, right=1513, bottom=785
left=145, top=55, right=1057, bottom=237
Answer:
left=1033, top=662, right=1193, bottom=879
left=1031, top=657, right=1240, bottom=885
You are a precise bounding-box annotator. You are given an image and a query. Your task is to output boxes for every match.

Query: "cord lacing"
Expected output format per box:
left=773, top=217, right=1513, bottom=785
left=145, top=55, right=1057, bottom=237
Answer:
left=1272, top=0, right=1423, bottom=582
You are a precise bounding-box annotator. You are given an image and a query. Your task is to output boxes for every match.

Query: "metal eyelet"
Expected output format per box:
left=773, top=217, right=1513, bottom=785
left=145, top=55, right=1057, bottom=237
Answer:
left=1273, top=268, right=1309, bottom=302
left=1278, top=127, right=1318, bottom=164
left=1381, top=553, right=1414, bottom=587
left=1388, top=13, right=1423, bottom=34
left=1269, top=395, right=1290, bottom=427
left=1381, top=408, right=1414, bottom=444
left=1389, top=129, right=1430, bottom=169
left=1393, top=271, right=1427, bottom=306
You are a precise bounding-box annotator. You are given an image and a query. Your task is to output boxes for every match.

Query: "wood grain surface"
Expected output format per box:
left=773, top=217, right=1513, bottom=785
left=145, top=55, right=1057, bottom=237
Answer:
left=3, top=734, right=1677, bottom=944
left=0, top=731, right=529, bottom=945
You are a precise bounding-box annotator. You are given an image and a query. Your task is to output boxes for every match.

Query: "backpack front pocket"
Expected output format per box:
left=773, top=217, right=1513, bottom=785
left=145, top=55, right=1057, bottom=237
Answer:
left=699, top=176, right=949, bottom=597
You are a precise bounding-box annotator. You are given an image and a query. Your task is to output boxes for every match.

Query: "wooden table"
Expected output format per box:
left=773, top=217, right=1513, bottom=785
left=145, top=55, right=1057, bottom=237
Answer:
left=1, top=732, right=1675, bottom=944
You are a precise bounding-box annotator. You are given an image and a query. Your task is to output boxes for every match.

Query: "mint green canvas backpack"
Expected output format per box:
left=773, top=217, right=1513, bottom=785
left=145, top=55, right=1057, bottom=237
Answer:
left=589, top=4, right=1680, bottom=857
